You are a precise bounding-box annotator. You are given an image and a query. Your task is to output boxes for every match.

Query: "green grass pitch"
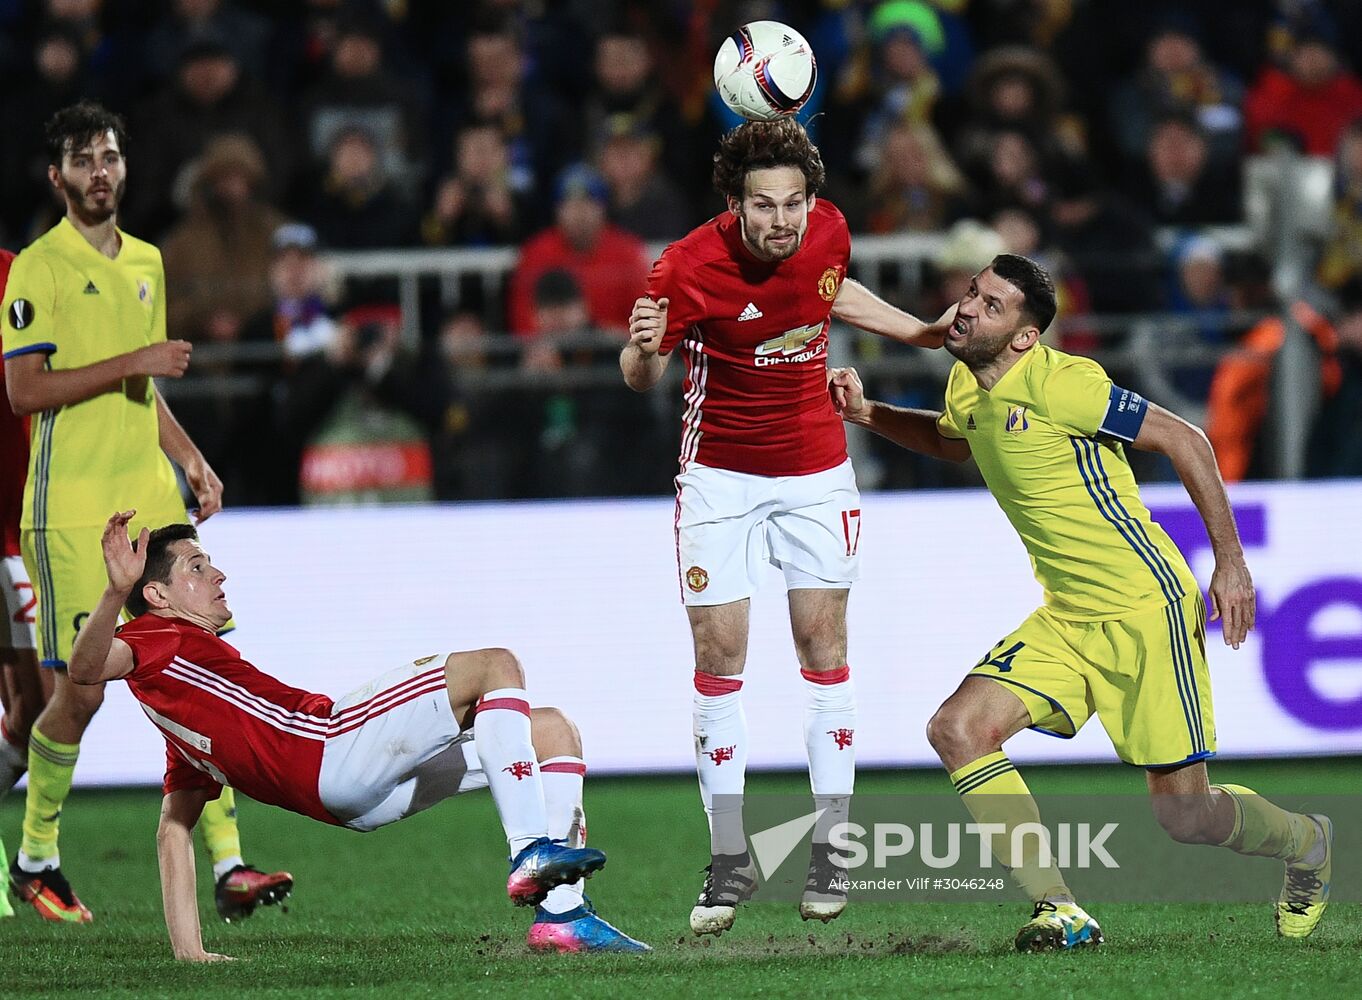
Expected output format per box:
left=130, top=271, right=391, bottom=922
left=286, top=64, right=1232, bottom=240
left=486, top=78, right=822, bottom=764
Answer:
left=2, top=759, right=1357, bottom=998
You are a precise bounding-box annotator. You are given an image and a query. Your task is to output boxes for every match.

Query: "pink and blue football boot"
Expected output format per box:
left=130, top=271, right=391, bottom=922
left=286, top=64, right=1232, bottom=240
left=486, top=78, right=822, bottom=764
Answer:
left=527, top=900, right=651, bottom=953
left=506, top=838, right=607, bottom=906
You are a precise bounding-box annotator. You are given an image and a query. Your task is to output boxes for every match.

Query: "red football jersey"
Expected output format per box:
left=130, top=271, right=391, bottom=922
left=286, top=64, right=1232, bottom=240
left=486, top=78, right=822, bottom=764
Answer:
left=647, top=199, right=851, bottom=477
left=117, top=615, right=340, bottom=824
left=0, top=249, right=26, bottom=558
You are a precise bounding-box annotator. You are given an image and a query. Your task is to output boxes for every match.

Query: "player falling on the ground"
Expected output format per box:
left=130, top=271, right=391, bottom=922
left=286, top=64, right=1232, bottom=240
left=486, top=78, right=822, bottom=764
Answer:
left=1, top=101, right=286, bottom=923
left=67, top=510, right=648, bottom=959
left=622, top=118, right=953, bottom=935
left=829, top=253, right=1332, bottom=951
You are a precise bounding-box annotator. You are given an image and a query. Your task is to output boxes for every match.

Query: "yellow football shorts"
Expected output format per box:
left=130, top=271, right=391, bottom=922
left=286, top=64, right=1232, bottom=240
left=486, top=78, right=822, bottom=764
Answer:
left=967, top=592, right=1215, bottom=768
left=22, top=510, right=223, bottom=669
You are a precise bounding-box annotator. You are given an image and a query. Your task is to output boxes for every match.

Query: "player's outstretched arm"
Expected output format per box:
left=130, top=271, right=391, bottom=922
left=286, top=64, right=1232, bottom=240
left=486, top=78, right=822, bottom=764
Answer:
left=620, top=295, right=671, bottom=391
left=1131, top=403, right=1255, bottom=648
left=4, top=340, right=192, bottom=416
left=69, top=511, right=142, bottom=684
left=159, top=788, right=231, bottom=962
left=155, top=387, right=223, bottom=522
left=830, top=367, right=971, bottom=462
left=830, top=279, right=951, bottom=348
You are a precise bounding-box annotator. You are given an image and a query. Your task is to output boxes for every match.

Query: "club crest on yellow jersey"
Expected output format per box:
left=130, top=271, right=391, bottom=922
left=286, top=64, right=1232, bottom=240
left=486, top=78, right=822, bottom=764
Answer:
left=1006, top=406, right=1030, bottom=433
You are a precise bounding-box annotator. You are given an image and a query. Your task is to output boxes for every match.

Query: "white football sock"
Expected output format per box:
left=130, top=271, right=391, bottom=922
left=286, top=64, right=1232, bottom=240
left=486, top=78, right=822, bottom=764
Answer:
left=693, top=672, right=748, bottom=857
left=803, top=665, right=854, bottom=843
left=540, top=755, right=586, bottom=914
left=213, top=855, right=245, bottom=881
left=474, top=688, right=548, bottom=857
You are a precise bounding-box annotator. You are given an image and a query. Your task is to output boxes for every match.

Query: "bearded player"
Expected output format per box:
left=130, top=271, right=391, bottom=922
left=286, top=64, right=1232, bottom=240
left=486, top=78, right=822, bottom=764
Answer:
left=830, top=253, right=1331, bottom=950
left=621, top=118, right=953, bottom=935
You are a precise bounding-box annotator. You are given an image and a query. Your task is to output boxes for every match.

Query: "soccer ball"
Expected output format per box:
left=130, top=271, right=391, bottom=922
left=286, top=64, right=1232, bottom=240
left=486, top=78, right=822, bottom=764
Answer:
left=713, top=21, right=817, bottom=122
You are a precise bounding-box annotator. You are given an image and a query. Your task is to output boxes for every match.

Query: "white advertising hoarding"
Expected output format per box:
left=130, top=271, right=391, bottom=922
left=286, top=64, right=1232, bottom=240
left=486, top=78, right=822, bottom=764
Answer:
left=66, top=480, right=1362, bottom=786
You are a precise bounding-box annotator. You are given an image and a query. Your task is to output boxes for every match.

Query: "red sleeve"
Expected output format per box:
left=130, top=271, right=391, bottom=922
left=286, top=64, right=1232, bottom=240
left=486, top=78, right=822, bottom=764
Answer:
left=118, top=619, right=183, bottom=678
left=645, top=249, right=707, bottom=356
left=162, top=742, right=223, bottom=797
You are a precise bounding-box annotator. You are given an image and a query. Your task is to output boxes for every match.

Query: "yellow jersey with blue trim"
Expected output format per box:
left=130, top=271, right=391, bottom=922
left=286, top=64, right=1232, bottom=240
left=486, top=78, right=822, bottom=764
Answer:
left=1, top=218, right=183, bottom=531
left=937, top=344, right=1197, bottom=621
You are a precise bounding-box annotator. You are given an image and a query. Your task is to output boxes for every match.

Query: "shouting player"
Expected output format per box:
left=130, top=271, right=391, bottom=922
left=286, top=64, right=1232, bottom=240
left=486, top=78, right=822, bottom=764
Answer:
left=830, top=253, right=1332, bottom=950
left=621, top=118, right=952, bottom=935
left=2, top=101, right=285, bottom=922
left=67, top=511, right=649, bottom=959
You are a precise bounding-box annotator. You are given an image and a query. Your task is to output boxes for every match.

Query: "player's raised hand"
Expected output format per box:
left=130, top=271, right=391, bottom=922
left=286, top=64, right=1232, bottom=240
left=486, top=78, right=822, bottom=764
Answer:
left=1207, top=558, right=1255, bottom=649
left=133, top=340, right=193, bottom=378
left=102, top=509, right=148, bottom=594
left=628, top=296, right=669, bottom=356
left=828, top=366, right=867, bottom=418
left=184, top=459, right=224, bottom=523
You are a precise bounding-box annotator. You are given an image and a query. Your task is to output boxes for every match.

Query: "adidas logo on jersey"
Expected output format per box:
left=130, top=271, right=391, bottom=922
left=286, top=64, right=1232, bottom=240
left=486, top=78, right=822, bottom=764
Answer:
left=737, top=302, right=763, bottom=322
left=966, top=414, right=977, bottom=430
left=83, top=280, right=99, bottom=295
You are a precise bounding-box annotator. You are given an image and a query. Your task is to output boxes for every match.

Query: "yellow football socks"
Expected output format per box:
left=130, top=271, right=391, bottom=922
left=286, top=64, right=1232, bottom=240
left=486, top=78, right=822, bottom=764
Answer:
left=200, top=787, right=243, bottom=870
left=951, top=751, right=1071, bottom=902
left=1212, top=783, right=1315, bottom=861
left=20, top=727, right=80, bottom=864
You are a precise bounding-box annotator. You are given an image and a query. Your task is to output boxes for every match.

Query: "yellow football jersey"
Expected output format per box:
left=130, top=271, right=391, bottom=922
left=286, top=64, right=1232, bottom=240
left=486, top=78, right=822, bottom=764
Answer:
left=2, top=218, right=183, bottom=531
left=937, top=344, right=1197, bottom=621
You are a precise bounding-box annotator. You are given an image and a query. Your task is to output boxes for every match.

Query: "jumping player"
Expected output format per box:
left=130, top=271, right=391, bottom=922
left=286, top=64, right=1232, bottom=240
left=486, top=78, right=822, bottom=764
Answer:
left=2, top=101, right=285, bottom=922
left=829, top=253, right=1332, bottom=950
left=621, top=118, right=953, bottom=935
left=68, top=510, right=649, bottom=959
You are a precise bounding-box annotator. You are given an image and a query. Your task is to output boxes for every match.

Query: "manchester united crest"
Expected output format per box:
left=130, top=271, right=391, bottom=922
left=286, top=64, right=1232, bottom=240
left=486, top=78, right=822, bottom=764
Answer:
left=686, top=565, right=709, bottom=592
left=817, top=267, right=841, bottom=302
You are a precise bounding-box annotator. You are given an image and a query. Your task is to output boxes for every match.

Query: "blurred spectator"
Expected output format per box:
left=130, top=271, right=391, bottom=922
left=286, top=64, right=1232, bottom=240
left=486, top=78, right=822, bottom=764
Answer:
left=832, top=0, right=945, bottom=176
left=953, top=45, right=1075, bottom=186
left=1244, top=25, right=1362, bottom=155
left=581, top=31, right=697, bottom=191
left=990, top=204, right=1096, bottom=354
left=1108, top=18, right=1244, bottom=169
left=596, top=115, right=691, bottom=241
left=1126, top=113, right=1242, bottom=225
left=1048, top=159, right=1161, bottom=316
left=1316, top=120, right=1362, bottom=289
left=507, top=164, right=649, bottom=339
left=0, top=23, right=90, bottom=242
left=449, top=25, right=578, bottom=215
left=1164, top=235, right=1233, bottom=401
left=1308, top=279, right=1362, bottom=476
left=973, top=129, right=1051, bottom=215
left=302, top=14, right=427, bottom=195
left=926, top=218, right=1006, bottom=316
left=423, top=124, right=529, bottom=246
left=522, top=269, right=588, bottom=372
left=240, top=222, right=340, bottom=362
left=849, top=121, right=969, bottom=233
left=144, top=0, right=271, bottom=84
left=162, top=135, right=285, bottom=343
left=284, top=305, right=435, bottom=506
left=1206, top=298, right=1340, bottom=482
left=305, top=125, right=420, bottom=249
left=129, top=35, right=294, bottom=238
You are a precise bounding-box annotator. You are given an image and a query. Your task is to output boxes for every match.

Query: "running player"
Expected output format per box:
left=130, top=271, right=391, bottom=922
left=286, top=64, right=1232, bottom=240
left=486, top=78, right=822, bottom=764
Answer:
left=621, top=118, right=953, bottom=934
left=829, top=253, right=1332, bottom=950
left=68, top=510, right=648, bottom=959
left=1, top=101, right=285, bottom=922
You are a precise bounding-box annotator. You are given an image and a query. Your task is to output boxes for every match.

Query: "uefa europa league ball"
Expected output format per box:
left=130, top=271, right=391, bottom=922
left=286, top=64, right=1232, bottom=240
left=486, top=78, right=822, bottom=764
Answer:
left=713, top=21, right=817, bottom=122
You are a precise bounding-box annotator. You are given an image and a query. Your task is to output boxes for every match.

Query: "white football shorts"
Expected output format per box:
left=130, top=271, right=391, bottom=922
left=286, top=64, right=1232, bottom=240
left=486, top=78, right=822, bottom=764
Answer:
left=1, top=554, right=36, bottom=651
left=317, top=655, right=490, bottom=832
left=674, top=458, right=862, bottom=607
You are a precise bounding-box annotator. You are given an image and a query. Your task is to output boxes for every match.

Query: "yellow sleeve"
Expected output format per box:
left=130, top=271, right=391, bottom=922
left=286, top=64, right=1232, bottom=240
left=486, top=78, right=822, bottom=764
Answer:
left=1039, top=358, right=1115, bottom=438
left=2, top=253, right=59, bottom=360
left=936, top=363, right=966, bottom=439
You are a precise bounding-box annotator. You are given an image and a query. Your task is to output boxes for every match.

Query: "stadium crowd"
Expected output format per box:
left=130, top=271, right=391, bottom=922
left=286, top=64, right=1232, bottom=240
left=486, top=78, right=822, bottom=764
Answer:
left=2, top=0, right=1362, bottom=503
